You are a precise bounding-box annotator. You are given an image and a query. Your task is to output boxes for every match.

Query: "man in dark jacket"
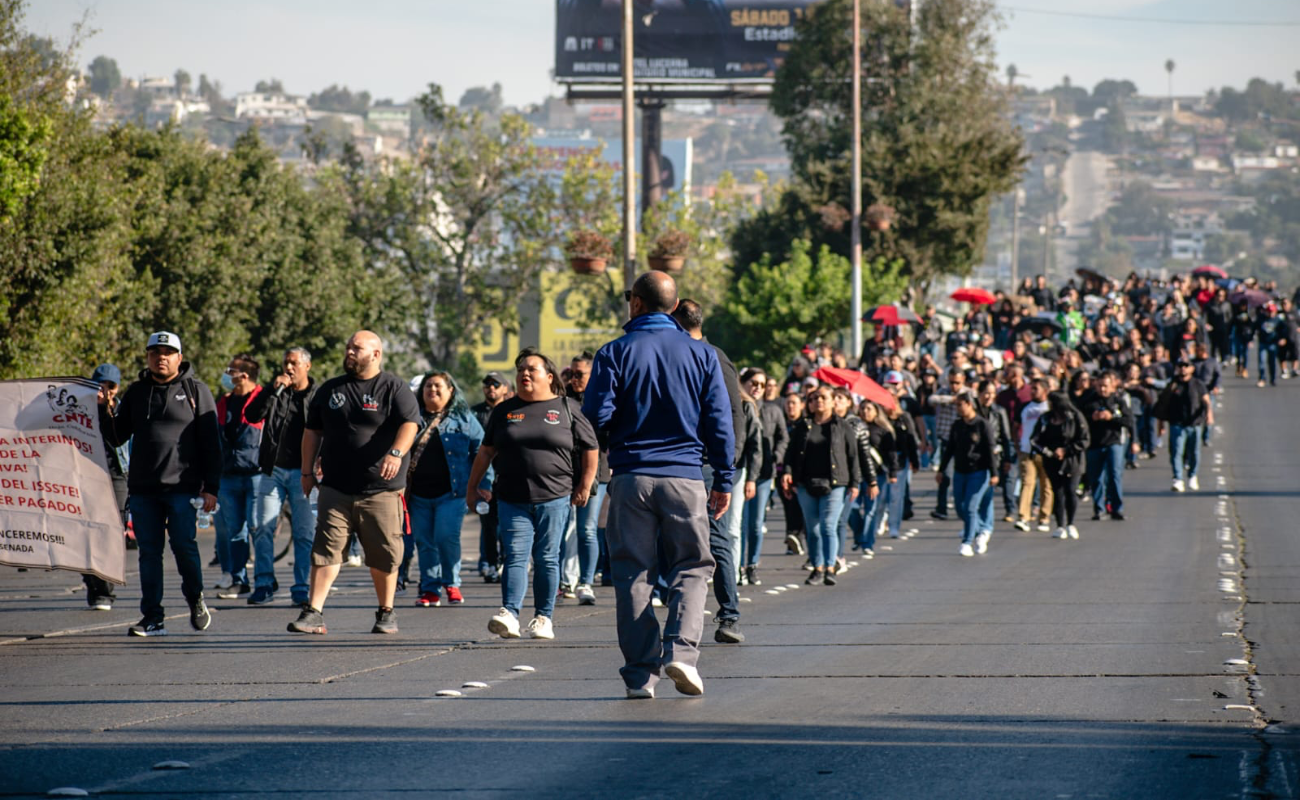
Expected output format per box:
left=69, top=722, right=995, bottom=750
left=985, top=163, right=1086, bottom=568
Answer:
left=212, top=353, right=265, bottom=601
left=1155, top=358, right=1209, bottom=493
left=246, top=347, right=318, bottom=607
left=99, top=331, right=221, bottom=637
left=977, top=379, right=1014, bottom=521
left=1082, top=371, right=1135, bottom=520
left=672, top=299, right=755, bottom=645
left=583, top=272, right=734, bottom=698
left=739, top=367, right=787, bottom=585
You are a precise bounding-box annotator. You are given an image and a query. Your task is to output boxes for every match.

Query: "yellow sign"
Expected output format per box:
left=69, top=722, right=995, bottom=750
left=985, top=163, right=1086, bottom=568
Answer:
left=470, top=272, right=622, bottom=373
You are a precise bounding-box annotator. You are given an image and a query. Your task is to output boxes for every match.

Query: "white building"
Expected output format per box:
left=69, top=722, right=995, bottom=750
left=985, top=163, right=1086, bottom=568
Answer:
left=234, top=92, right=308, bottom=125
left=1168, top=209, right=1224, bottom=261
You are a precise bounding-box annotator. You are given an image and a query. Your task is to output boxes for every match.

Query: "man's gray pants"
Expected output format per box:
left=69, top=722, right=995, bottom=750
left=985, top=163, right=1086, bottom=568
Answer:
left=606, top=473, right=715, bottom=690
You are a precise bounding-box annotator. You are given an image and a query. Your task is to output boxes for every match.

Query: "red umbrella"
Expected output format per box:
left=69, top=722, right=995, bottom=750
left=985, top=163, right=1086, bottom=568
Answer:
left=1192, top=264, right=1227, bottom=279
left=811, top=367, right=898, bottom=412
left=862, top=303, right=922, bottom=325
left=950, top=287, right=996, bottom=305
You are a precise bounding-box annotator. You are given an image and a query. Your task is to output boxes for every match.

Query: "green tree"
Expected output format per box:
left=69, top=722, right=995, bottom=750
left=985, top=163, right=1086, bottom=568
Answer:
left=340, top=83, right=562, bottom=382
left=714, top=240, right=905, bottom=375
left=173, top=68, right=191, bottom=98
left=307, top=84, right=371, bottom=115
left=87, top=54, right=120, bottom=98
left=768, top=0, right=1025, bottom=289
left=458, top=83, right=503, bottom=114
left=254, top=78, right=284, bottom=94
left=0, top=92, right=51, bottom=220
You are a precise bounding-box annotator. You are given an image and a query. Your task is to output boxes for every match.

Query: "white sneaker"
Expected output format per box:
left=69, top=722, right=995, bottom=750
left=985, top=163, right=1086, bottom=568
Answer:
left=576, top=584, right=596, bottom=605
left=1054, top=527, right=1069, bottom=539
left=1067, top=525, right=1079, bottom=540
left=1188, top=476, right=1199, bottom=492
left=664, top=661, right=704, bottom=696
left=1036, top=522, right=1052, bottom=532
left=626, top=686, right=654, bottom=699
left=974, top=531, right=990, bottom=554
left=345, top=554, right=363, bottom=568
left=958, top=543, right=975, bottom=557
left=524, top=615, right=555, bottom=640
left=1014, top=520, right=1031, bottom=532
left=214, top=573, right=234, bottom=590
left=1172, top=479, right=1185, bottom=493
left=488, top=607, right=520, bottom=639
left=651, top=595, right=664, bottom=608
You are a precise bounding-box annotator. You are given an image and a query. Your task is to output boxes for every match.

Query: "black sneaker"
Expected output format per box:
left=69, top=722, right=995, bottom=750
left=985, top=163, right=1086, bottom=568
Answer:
left=247, top=586, right=276, bottom=605
left=371, top=607, right=398, bottom=634
left=128, top=618, right=166, bottom=637
left=805, top=570, right=824, bottom=586
left=714, top=618, right=745, bottom=644
left=207, top=555, right=220, bottom=567
left=90, top=596, right=114, bottom=611
left=745, top=566, right=761, bottom=587
left=288, top=607, right=327, bottom=634
left=930, top=510, right=948, bottom=520
left=218, top=583, right=251, bottom=600
left=823, top=570, right=838, bottom=587
left=189, top=596, right=212, bottom=630
left=1111, top=512, right=1125, bottom=521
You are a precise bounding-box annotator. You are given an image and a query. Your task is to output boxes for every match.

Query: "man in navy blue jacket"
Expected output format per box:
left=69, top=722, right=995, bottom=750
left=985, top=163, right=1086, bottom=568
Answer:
left=583, top=271, right=735, bottom=699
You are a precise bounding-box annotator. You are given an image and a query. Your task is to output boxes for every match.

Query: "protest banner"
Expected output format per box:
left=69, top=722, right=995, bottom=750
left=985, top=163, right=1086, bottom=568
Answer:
left=0, top=378, right=124, bottom=584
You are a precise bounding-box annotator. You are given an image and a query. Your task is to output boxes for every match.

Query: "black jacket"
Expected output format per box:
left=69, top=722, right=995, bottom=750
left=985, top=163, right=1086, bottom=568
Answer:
left=1154, top=378, right=1210, bottom=426
left=843, top=415, right=884, bottom=486
left=939, top=415, right=998, bottom=475
left=703, top=338, right=747, bottom=467
left=1080, top=389, right=1134, bottom=449
left=785, top=415, right=862, bottom=489
left=99, top=362, right=222, bottom=496
left=244, top=378, right=319, bottom=475
left=1030, top=407, right=1091, bottom=470
left=756, top=399, right=789, bottom=482
left=891, top=408, right=921, bottom=471
left=737, top=398, right=761, bottom=482
left=979, top=402, right=1014, bottom=471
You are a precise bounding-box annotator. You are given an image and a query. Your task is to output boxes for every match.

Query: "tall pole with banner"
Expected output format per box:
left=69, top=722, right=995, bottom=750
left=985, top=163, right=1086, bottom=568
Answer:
left=850, top=0, right=863, bottom=362
left=621, top=0, right=637, bottom=319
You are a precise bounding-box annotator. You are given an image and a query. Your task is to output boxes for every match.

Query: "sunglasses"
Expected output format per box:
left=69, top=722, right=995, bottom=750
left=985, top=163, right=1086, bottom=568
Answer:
left=623, top=290, right=636, bottom=303
left=483, top=380, right=503, bottom=388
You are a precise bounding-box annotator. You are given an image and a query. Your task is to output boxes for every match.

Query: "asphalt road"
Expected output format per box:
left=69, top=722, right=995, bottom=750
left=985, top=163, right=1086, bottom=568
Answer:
left=1054, top=149, right=1111, bottom=281
left=2, top=374, right=1298, bottom=799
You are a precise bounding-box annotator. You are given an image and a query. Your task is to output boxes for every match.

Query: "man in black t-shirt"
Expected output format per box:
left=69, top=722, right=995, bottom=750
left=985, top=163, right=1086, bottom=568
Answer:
left=287, top=331, right=420, bottom=636
left=470, top=372, right=512, bottom=582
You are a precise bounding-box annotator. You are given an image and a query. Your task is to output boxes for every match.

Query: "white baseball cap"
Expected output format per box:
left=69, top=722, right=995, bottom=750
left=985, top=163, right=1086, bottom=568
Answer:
left=146, top=331, right=182, bottom=352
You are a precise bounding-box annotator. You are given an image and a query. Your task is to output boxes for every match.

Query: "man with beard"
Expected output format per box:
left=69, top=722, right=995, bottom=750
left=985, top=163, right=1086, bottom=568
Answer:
left=288, top=331, right=421, bottom=636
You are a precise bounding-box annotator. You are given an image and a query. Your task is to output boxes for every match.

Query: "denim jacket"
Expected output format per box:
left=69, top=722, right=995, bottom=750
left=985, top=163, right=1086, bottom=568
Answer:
left=414, top=407, right=491, bottom=498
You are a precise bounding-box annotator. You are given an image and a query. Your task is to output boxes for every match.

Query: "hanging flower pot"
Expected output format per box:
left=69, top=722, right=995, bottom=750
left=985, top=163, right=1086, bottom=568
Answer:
left=565, top=230, right=613, bottom=275
left=865, top=202, right=896, bottom=232
left=648, top=229, right=690, bottom=273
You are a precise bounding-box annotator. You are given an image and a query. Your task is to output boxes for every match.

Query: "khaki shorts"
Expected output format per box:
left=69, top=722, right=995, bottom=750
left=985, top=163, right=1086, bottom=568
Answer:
left=311, top=485, right=404, bottom=573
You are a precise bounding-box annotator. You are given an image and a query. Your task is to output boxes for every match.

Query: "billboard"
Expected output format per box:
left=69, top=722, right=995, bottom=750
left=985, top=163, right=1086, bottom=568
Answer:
left=556, top=0, right=815, bottom=83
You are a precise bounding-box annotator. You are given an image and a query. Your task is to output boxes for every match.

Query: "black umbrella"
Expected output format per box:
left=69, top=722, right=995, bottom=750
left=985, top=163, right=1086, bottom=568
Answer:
left=1229, top=288, right=1272, bottom=309
left=1013, top=313, right=1064, bottom=335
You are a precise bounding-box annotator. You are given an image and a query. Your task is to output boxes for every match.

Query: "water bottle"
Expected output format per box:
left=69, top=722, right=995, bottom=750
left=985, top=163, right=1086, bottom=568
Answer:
left=191, top=497, right=219, bottom=529
left=475, top=501, right=490, bottom=516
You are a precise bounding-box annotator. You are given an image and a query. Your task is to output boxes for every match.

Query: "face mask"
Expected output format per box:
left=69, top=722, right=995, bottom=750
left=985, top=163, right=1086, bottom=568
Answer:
left=220, top=373, right=235, bottom=391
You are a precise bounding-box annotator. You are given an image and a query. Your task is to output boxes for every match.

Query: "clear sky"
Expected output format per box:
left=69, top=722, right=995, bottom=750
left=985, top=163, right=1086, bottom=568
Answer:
left=22, top=0, right=1299, bottom=107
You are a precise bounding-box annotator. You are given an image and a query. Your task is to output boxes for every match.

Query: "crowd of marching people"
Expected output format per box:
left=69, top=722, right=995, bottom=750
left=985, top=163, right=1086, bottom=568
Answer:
left=67, top=266, right=1294, bottom=697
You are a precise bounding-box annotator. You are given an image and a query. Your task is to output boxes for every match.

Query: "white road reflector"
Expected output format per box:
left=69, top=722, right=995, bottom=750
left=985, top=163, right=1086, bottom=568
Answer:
left=435, top=689, right=463, bottom=697
left=511, top=665, right=536, bottom=672
left=462, top=681, right=489, bottom=689
left=152, top=761, right=190, bottom=770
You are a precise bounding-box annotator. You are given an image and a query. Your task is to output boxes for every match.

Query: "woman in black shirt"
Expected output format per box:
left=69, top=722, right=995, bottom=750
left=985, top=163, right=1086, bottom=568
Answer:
left=781, top=387, right=861, bottom=586
left=1030, top=390, right=1091, bottom=541
left=404, top=372, right=486, bottom=609
left=468, top=349, right=598, bottom=641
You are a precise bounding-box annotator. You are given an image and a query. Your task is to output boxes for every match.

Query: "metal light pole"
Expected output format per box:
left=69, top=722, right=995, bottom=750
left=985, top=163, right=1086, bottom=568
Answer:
left=850, top=0, right=863, bottom=361
left=621, top=0, right=637, bottom=317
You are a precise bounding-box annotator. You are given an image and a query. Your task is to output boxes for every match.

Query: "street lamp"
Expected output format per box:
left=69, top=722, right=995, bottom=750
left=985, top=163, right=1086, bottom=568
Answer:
left=850, top=0, right=863, bottom=361
left=621, top=0, right=636, bottom=318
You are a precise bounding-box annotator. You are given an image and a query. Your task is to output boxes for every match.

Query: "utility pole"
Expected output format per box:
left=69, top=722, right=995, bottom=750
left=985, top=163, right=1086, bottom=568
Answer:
left=850, top=0, right=863, bottom=361
left=621, top=0, right=636, bottom=317
left=1009, top=188, right=1022, bottom=291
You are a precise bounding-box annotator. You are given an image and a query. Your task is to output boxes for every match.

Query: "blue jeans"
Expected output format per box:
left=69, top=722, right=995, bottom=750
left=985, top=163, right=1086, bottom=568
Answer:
left=498, top=497, right=569, bottom=619
left=1086, top=444, right=1125, bottom=515
left=408, top=492, right=468, bottom=593
left=1232, top=331, right=1250, bottom=365
left=703, top=464, right=740, bottom=622
left=886, top=467, right=910, bottom=538
left=741, top=478, right=774, bottom=567
left=852, top=471, right=887, bottom=551
left=952, top=470, right=991, bottom=545
left=574, top=482, right=607, bottom=586
left=1169, top=424, right=1202, bottom=482
left=217, top=473, right=260, bottom=585
left=129, top=492, right=203, bottom=620
left=1138, top=410, right=1159, bottom=455
left=921, top=415, right=936, bottom=468
left=1259, top=343, right=1279, bottom=385
left=797, top=485, right=847, bottom=569
left=1000, top=458, right=1019, bottom=517
left=252, top=467, right=317, bottom=597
